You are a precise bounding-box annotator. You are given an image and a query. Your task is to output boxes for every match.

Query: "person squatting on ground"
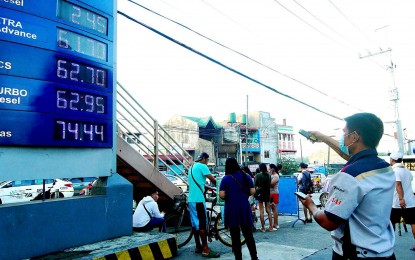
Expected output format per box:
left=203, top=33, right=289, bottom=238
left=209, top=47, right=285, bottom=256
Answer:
left=269, top=163, right=281, bottom=230
left=297, top=162, right=313, bottom=223
left=133, top=189, right=165, bottom=232
left=188, top=152, right=220, bottom=258
left=254, top=163, right=273, bottom=232
left=389, top=151, right=415, bottom=251
left=301, top=113, right=396, bottom=259
left=220, top=158, right=258, bottom=260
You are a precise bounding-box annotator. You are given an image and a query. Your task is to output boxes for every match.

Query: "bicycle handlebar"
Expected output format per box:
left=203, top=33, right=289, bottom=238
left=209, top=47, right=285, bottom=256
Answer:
left=204, top=186, right=217, bottom=204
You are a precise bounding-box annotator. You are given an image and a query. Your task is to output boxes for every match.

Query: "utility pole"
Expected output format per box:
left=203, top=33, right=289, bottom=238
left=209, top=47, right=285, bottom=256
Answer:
left=359, top=48, right=405, bottom=153
left=276, top=125, right=279, bottom=164
left=389, top=57, right=405, bottom=153
left=299, top=139, right=303, bottom=162
left=238, top=125, right=243, bottom=163
left=245, top=95, right=249, bottom=165
left=327, top=146, right=330, bottom=174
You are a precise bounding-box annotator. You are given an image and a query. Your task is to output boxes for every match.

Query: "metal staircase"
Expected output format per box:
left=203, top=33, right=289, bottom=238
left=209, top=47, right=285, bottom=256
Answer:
left=116, top=82, right=190, bottom=206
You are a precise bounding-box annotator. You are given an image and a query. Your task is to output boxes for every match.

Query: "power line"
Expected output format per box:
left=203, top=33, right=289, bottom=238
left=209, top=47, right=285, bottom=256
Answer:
left=280, top=0, right=387, bottom=71
left=272, top=0, right=341, bottom=45
left=326, top=1, right=391, bottom=72
left=123, top=1, right=362, bottom=111
left=292, top=0, right=355, bottom=47
left=198, top=0, right=259, bottom=37
left=117, top=11, right=344, bottom=121
left=327, top=0, right=378, bottom=47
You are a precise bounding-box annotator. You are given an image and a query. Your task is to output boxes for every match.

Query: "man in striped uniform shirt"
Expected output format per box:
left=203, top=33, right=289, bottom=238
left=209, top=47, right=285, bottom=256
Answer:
left=302, top=113, right=396, bottom=259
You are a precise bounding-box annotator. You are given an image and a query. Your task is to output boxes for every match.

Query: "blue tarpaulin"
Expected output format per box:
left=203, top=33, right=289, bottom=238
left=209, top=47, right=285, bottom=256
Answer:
left=277, top=176, right=304, bottom=227
left=277, top=176, right=298, bottom=215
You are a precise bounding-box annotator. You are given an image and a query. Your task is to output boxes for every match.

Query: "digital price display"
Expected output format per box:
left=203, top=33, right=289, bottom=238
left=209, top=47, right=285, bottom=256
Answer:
left=54, top=119, right=106, bottom=142
left=58, top=0, right=108, bottom=35
left=56, top=58, right=107, bottom=87
left=57, top=28, right=107, bottom=61
left=0, top=110, right=112, bottom=147
left=0, top=0, right=114, bottom=148
left=0, top=41, right=113, bottom=92
left=56, top=88, right=106, bottom=114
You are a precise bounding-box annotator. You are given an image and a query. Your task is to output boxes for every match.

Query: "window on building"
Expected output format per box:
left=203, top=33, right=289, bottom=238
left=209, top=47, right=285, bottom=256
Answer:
left=264, top=150, right=270, bottom=158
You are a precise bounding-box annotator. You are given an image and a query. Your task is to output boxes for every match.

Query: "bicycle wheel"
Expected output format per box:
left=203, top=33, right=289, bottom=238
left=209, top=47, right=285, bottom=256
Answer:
left=162, top=212, right=193, bottom=248
left=215, top=213, right=246, bottom=247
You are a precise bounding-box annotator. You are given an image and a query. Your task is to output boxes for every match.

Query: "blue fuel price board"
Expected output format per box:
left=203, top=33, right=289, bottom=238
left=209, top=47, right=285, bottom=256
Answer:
left=0, top=0, right=115, bottom=148
left=0, top=0, right=114, bottom=39
left=0, top=41, right=113, bottom=92
left=0, top=75, right=113, bottom=119
left=0, top=110, right=112, bottom=147
left=0, top=7, right=113, bottom=64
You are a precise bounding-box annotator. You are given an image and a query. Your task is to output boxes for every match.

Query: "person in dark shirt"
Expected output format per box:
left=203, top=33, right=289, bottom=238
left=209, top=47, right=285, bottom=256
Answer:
left=220, top=158, right=258, bottom=260
left=254, top=163, right=273, bottom=232
left=297, top=162, right=313, bottom=223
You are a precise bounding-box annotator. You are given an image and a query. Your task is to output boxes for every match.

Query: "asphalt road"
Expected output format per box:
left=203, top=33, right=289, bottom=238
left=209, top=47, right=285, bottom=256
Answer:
left=175, top=195, right=415, bottom=259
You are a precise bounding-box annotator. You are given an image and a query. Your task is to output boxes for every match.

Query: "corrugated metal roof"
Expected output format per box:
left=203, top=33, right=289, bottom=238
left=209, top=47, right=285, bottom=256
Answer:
left=183, top=116, right=222, bottom=129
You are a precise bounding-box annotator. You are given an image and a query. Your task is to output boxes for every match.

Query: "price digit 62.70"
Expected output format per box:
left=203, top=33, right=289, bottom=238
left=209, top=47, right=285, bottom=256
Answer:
left=56, top=59, right=106, bottom=87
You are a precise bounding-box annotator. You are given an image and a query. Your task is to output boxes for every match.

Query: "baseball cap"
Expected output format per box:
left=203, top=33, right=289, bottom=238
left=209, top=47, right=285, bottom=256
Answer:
left=390, top=151, right=403, bottom=160
left=195, top=152, right=209, bottom=162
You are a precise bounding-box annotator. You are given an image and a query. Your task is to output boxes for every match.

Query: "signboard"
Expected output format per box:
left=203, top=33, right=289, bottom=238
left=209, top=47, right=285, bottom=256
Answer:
left=242, top=130, right=260, bottom=153
left=0, top=0, right=116, bottom=180
left=403, top=158, right=415, bottom=171
left=277, top=125, right=293, bottom=134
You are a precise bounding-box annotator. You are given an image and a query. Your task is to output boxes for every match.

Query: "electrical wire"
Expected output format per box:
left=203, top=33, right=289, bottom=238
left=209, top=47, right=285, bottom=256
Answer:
left=124, top=0, right=363, bottom=111
left=328, top=0, right=373, bottom=44
left=117, top=11, right=344, bottom=121
left=292, top=0, right=356, bottom=47
left=326, top=0, right=390, bottom=71
left=276, top=1, right=389, bottom=73
left=272, top=0, right=342, bottom=45
left=198, top=0, right=258, bottom=37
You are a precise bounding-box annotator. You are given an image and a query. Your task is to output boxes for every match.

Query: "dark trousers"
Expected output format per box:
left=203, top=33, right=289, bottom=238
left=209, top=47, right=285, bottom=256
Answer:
left=133, top=217, right=165, bottom=232
left=230, top=225, right=257, bottom=260
left=332, top=250, right=396, bottom=260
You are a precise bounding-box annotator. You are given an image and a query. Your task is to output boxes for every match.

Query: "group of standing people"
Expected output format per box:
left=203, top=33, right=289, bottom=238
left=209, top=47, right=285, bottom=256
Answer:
left=218, top=159, right=283, bottom=259
left=389, top=151, right=415, bottom=252
left=186, top=151, right=286, bottom=259
left=253, top=163, right=282, bottom=232
left=133, top=112, right=415, bottom=259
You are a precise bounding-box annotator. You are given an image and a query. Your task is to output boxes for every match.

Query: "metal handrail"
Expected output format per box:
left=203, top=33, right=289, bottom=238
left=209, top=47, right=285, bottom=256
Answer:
left=116, top=82, right=191, bottom=185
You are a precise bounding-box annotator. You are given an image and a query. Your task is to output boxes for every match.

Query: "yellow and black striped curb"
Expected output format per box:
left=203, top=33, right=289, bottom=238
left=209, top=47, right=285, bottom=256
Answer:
left=93, top=237, right=177, bottom=260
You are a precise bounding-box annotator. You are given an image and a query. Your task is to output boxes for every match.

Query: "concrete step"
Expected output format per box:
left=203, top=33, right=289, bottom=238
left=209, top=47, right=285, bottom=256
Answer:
left=30, top=232, right=177, bottom=260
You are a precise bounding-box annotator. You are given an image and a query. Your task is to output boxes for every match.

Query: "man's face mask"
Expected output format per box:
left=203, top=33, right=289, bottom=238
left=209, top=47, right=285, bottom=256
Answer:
left=339, top=131, right=358, bottom=155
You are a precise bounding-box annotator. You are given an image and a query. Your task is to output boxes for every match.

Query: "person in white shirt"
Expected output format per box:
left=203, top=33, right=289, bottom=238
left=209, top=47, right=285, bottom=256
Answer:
left=389, top=151, right=415, bottom=251
left=133, top=189, right=165, bottom=232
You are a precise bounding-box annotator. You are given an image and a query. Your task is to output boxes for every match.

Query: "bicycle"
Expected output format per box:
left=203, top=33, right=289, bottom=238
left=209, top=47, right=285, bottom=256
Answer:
left=161, top=189, right=246, bottom=248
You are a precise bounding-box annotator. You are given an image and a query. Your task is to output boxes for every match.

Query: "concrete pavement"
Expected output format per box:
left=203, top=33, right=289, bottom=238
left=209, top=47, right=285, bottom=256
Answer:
left=30, top=232, right=177, bottom=260
left=175, top=207, right=415, bottom=259
left=30, top=199, right=415, bottom=259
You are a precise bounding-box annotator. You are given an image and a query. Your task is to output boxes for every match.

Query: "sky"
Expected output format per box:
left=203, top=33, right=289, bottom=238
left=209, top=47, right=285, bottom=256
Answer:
left=116, top=0, right=415, bottom=157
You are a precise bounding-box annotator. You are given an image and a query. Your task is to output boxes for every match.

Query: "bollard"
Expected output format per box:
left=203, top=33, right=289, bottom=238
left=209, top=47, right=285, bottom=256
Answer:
left=55, top=189, right=59, bottom=199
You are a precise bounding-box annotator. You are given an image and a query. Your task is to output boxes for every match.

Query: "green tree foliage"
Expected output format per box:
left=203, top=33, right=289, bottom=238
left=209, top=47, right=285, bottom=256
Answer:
left=279, top=155, right=300, bottom=175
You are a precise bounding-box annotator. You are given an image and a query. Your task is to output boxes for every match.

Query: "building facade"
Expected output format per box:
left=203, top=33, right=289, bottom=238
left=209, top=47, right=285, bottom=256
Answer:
left=162, top=115, right=221, bottom=164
